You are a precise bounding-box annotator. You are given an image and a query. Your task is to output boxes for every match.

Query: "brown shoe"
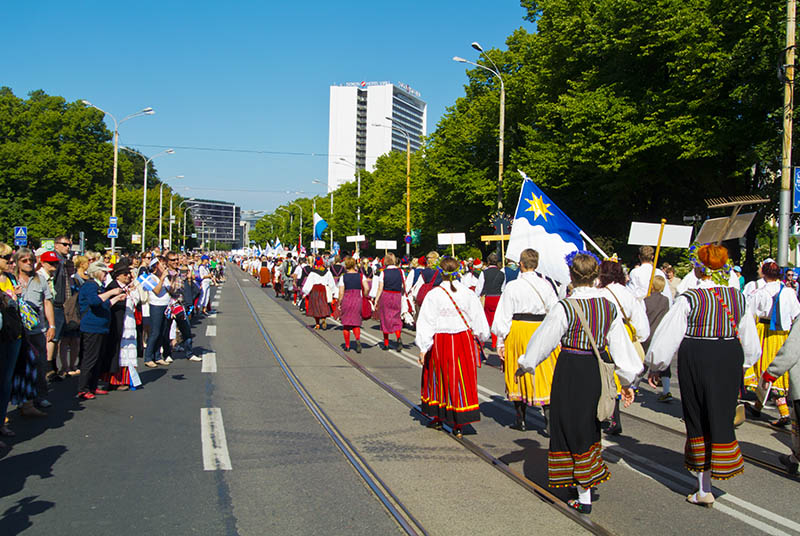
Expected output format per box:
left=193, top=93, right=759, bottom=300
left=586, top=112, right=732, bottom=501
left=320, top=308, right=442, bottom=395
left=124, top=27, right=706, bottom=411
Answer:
left=144, top=361, right=158, bottom=368
left=155, top=359, right=169, bottom=366
left=20, top=405, right=47, bottom=418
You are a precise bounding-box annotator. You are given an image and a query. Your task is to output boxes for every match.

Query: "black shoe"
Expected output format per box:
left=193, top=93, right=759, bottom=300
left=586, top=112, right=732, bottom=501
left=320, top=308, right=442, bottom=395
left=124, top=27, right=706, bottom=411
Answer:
left=354, top=340, right=362, bottom=354
left=382, top=343, right=390, bottom=351
left=511, top=417, right=527, bottom=431
left=779, top=454, right=799, bottom=475
left=744, top=403, right=761, bottom=419
left=396, top=338, right=403, bottom=350
left=604, top=421, right=622, bottom=436
left=772, top=416, right=791, bottom=428
left=567, top=500, right=592, bottom=514
left=343, top=345, right=350, bottom=352
left=426, top=419, right=442, bottom=430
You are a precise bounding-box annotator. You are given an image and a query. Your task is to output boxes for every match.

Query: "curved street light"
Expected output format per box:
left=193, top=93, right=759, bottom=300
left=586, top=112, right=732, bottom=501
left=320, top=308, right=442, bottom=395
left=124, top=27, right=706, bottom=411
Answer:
left=82, top=100, right=155, bottom=253
left=121, top=147, right=175, bottom=252
left=454, top=43, right=505, bottom=211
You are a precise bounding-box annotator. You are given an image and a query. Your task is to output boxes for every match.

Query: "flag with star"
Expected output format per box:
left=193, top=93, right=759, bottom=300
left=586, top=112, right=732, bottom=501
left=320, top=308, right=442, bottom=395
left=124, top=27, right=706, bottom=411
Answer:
left=506, top=170, right=584, bottom=284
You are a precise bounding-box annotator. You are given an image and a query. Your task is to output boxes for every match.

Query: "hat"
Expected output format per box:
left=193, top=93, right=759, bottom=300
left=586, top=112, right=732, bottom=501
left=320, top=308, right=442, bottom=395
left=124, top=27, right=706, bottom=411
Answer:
left=733, top=265, right=742, bottom=273
left=40, top=251, right=59, bottom=264
left=87, top=261, right=112, bottom=276
left=111, top=258, right=132, bottom=277
left=201, top=255, right=210, bottom=260
left=418, top=256, right=427, bottom=266
left=473, top=258, right=483, bottom=268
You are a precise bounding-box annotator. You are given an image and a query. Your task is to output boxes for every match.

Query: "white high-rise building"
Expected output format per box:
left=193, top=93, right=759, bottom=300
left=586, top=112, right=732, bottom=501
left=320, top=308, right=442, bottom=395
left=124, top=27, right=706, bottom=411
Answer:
left=327, top=81, right=427, bottom=192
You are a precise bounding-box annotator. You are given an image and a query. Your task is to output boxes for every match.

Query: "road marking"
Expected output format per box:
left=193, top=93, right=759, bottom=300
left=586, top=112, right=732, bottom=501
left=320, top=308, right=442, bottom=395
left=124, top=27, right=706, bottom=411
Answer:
left=212, top=300, right=220, bottom=307
left=202, top=352, right=217, bottom=373
left=206, top=325, right=217, bottom=337
left=207, top=312, right=217, bottom=319
left=604, top=442, right=795, bottom=535
left=201, top=407, right=232, bottom=470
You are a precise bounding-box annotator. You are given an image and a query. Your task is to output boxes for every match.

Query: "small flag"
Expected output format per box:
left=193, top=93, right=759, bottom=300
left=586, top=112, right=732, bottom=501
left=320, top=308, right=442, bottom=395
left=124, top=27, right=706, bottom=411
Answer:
left=313, top=213, right=328, bottom=240
left=137, top=273, right=160, bottom=292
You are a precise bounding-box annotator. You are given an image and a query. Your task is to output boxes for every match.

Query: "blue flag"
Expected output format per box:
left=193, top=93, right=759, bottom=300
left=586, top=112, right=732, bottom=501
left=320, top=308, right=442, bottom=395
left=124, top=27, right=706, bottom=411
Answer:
left=313, top=212, right=328, bottom=240
left=506, top=170, right=584, bottom=284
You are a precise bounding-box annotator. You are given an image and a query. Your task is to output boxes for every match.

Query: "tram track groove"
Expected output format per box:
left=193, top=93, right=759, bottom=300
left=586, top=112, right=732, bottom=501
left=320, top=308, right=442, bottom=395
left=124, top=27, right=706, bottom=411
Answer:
left=234, top=275, right=429, bottom=536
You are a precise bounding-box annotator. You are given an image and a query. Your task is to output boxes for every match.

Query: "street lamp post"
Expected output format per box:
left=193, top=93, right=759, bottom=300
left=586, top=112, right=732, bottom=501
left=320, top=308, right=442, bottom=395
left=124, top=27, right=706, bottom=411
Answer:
left=290, top=202, right=303, bottom=251
left=178, top=199, right=196, bottom=248
left=159, top=175, right=184, bottom=249
left=454, top=42, right=505, bottom=211
left=373, top=118, right=412, bottom=257
left=82, top=101, right=154, bottom=253
left=276, top=207, right=292, bottom=246
left=336, top=158, right=361, bottom=256
left=121, top=147, right=175, bottom=252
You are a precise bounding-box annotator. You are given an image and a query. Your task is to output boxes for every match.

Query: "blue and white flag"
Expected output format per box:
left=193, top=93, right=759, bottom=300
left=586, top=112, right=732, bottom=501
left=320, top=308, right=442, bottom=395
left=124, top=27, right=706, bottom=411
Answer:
left=137, top=273, right=160, bottom=292
left=313, top=213, right=328, bottom=240
left=274, top=237, right=282, bottom=252
left=506, top=170, right=585, bottom=284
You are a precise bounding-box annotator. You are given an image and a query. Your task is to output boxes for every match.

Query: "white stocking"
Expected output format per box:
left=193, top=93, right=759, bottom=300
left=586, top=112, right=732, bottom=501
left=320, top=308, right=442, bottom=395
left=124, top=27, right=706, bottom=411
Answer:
left=696, top=470, right=711, bottom=496
left=577, top=485, right=592, bottom=505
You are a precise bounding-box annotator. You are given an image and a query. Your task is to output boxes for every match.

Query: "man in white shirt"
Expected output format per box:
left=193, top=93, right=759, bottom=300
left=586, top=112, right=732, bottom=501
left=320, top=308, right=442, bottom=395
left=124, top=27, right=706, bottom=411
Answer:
left=627, top=246, right=672, bottom=304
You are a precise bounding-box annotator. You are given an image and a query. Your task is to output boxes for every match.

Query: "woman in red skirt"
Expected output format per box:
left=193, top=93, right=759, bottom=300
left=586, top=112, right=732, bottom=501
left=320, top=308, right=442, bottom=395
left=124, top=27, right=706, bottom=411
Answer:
left=302, top=258, right=336, bottom=330
left=338, top=256, right=369, bottom=352
left=415, top=257, right=490, bottom=438
left=374, top=253, right=405, bottom=350
left=258, top=256, right=272, bottom=287
left=476, top=252, right=505, bottom=349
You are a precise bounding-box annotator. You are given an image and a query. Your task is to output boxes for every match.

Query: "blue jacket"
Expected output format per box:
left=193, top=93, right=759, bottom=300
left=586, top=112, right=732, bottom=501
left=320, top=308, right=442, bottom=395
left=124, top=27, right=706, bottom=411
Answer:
left=79, top=279, right=111, bottom=334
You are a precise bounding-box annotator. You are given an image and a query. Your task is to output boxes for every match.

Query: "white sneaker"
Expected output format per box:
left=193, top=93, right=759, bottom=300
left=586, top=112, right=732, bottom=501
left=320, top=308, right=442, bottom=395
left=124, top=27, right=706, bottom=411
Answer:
left=165, top=356, right=174, bottom=364
left=188, top=355, right=202, bottom=362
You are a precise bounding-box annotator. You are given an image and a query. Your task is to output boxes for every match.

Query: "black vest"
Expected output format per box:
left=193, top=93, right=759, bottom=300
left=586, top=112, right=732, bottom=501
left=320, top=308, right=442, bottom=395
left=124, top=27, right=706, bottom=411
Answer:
left=481, top=267, right=505, bottom=296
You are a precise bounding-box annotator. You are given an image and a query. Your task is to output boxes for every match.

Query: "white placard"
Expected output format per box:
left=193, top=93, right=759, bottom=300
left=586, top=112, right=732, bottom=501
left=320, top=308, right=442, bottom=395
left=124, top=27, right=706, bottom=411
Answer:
left=346, top=235, right=366, bottom=243
left=310, top=240, right=326, bottom=249
left=437, top=232, right=466, bottom=246
left=375, top=240, right=397, bottom=250
left=627, top=222, right=693, bottom=248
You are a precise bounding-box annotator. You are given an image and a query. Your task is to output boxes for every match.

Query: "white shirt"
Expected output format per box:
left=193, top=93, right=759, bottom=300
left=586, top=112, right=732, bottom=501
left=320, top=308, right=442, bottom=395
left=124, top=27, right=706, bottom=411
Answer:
left=753, top=280, right=800, bottom=330
left=415, top=281, right=491, bottom=354
left=148, top=276, right=171, bottom=306
left=517, top=286, right=644, bottom=386
left=199, top=264, right=211, bottom=288
left=302, top=270, right=337, bottom=301
left=646, top=279, right=761, bottom=372
left=679, top=269, right=741, bottom=294
left=742, top=277, right=766, bottom=298
left=600, top=282, right=650, bottom=342
left=627, top=263, right=673, bottom=304
left=461, top=272, right=480, bottom=293
left=491, top=271, right=559, bottom=346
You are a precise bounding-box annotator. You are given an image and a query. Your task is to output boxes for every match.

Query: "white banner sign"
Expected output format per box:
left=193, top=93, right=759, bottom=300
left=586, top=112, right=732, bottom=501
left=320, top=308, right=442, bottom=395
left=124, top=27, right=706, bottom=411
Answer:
left=627, top=222, right=692, bottom=248
left=375, top=240, right=397, bottom=250
left=437, top=232, right=466, bottom=246
left=346, top=235, right=366, bottom=243
left=310, top=240, right=326, bottom=249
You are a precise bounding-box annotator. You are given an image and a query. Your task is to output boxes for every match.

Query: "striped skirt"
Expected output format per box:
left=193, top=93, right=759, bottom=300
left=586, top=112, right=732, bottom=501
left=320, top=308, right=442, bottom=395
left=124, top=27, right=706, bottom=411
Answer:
left=305, top=285, right=331, bottom=319
left=548, top=348, right=610, bottom=489
left=744, top=323, right=790, bottom=395
left=679, top=337, right=744, bottom=480
left=379, top=291, right=402, bottom=333
left=504, top=320, right=561, bottom=406
left=420, top=330, right=480, bottom=426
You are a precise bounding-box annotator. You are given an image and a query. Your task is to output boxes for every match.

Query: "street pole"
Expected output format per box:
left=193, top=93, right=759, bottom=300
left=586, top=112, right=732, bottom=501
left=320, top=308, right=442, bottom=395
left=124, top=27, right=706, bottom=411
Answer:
left=357, top=168, right=361, bottom=257
left=159, top=184, right=164, bottom=249
left=405, top=136, right=411, bottom=258
left=169, top=194, right=173, bottom=250
left=330, top=190, right=334, bottom=253
left=779, top=0, right=796, bottom=267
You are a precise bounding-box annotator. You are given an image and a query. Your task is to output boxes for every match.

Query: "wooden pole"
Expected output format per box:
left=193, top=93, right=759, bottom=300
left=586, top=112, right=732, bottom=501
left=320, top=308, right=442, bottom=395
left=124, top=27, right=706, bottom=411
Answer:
left=451, top=238, right=455, bottom=257
left=647, top=219, right=667, bottom=297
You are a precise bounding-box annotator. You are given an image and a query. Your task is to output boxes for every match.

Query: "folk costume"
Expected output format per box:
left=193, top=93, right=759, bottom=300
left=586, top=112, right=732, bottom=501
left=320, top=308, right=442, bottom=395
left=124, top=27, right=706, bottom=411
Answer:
left=491, top=271, right=559, bottom=430
left=627, top=263, right=674, bottom=304
left=302, top=263, right=336, bottom=329
left=647, top=245, right=760, bottom=506
left=476, top=264, right=505, bottom=348
left=416, top=280, right=490, bottom=434
left=259, top=257, right=272, bottom=287
left=338, top=272, right=367, bottom=352
left=376, top=266, right=405, bottom=349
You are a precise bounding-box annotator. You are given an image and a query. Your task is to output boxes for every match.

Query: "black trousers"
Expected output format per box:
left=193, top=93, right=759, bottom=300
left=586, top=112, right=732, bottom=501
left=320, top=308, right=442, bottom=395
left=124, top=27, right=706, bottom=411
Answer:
left=78, top=332, right=106, bottom=393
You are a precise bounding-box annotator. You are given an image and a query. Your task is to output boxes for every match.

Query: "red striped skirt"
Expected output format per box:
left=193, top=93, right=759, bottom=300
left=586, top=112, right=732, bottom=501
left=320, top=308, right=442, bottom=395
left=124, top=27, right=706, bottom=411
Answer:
left=420, top=330, right=480, bottom=426
left=306, top=285, right=331, bottom=318
left=483, top=295, right=501, bottom=327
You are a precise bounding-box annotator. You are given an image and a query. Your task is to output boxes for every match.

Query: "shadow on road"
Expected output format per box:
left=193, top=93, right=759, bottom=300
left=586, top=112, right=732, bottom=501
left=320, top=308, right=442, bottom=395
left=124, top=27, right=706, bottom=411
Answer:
left=1, top=495, right=56, bottom=536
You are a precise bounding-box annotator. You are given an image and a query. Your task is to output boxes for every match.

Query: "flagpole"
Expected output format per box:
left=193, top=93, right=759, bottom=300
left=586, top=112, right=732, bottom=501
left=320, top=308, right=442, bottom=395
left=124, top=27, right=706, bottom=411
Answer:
left=579, top=231, right=609, bottom=259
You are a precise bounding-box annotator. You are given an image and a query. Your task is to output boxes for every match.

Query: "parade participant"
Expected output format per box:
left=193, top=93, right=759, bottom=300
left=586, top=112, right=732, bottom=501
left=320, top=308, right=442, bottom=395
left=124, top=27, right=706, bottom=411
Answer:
left=647, top=244, right=760, bottom=507
left=758, top=320, right=800, bottom=474
left=77, top=261, right=125, bottom=400
left=416, top=257, right=490, bottom=438
left=329, top=255, right=345, bottom=284
left=641, top=276, right=671, bottom=401
left=338, top=257, right=369, bottom=353
left=461, top=259, right=482, bottom=293
left=258, top=255, right=271, bottom=288
left=627, top=246, right=673, bottom=302
left=491, top=248, right=559, bottom=431
left=504, top=258, right=519, bottom=284
left=598, top=258, right=650, bottom=435
left=742, top=260, right=770, bottom=297
left=99, top=259, right=138, bottom=389
left=662, top=263, right=681, bottom=298
left=475, top=252, right=505, bottom=349
left=517, top=252, right=641, bottom=514
left=302, top=258, right=336, bottom=330
left=745, top=261, right=800, bottom=427
left=411, top=252, right=442, bottom=308
left=374, top=253, right=406, bottom=350
left=198, top=255, right=214, bottom=315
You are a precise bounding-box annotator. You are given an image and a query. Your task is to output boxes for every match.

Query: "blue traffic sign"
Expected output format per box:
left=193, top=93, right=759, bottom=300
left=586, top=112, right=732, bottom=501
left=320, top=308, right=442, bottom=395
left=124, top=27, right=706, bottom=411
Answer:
left=794, top=167, right=800, bottom=213
left=107, top=227, right=119, bottom=239
left=13, top=226, right=27, bottom=247
left=109, top=216, right=118, bottom=228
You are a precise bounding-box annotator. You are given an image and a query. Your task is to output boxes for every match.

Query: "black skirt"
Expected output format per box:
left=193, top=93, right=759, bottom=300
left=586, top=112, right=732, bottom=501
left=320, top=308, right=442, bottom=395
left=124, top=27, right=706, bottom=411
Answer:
left=547, top=348, right=611, bottom=489
left=678, top=337, right=744, bottom=480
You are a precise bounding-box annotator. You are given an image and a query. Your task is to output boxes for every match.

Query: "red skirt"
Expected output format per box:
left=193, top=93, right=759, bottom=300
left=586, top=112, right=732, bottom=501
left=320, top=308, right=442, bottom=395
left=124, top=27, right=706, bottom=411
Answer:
left=259, top=267, right=272, bottom=286
left=103, top=366, right=131, bottom=386
left=306, top=284, right=331, bottom=318
left=379, top=291, right=403, bottom=333
left=483, top=295, right=501, bottom=327
left=420, top=330, right=480, bottom=426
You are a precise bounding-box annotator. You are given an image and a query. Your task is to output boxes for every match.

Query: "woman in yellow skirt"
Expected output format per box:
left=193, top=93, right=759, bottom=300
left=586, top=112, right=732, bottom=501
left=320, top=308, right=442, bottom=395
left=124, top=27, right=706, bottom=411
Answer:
left=746, top=261, right=800, bottom=427
left=492, top=249, right=560, bottom=430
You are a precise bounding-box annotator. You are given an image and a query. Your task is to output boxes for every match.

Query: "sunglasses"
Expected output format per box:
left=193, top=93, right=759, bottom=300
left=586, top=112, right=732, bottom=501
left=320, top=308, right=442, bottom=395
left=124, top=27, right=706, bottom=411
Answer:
left=0, top=254, right=12, bottom=261
left=57, top=242, right=72, bottom=246
left=18, top=258, right=33, bottom=263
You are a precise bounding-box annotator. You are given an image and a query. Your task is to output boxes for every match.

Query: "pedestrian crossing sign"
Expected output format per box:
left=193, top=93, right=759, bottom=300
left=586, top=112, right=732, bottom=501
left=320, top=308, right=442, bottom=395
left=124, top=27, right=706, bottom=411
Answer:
left=107, top=227, right=119, bottom=239
left=14, top=226, right=27, bottom=238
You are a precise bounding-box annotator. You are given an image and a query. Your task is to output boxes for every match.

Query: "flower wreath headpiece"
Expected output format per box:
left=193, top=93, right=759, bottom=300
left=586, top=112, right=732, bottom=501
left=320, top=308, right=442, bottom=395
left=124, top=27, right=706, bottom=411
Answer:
left=565, top=250, right=600, bottom=267
left=689, top=243, right=732, bottom=286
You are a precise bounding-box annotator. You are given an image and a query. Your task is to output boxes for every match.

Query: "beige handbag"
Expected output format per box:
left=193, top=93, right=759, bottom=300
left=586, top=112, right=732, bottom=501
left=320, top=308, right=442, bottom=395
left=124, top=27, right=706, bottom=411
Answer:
left=567, top=299, right=616, bottom=422
left=606, top=287, right=646, bottom=362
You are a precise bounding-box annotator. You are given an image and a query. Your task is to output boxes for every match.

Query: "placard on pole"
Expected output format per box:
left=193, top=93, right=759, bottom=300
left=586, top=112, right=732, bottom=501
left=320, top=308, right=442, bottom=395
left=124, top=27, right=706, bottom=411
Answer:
left=437, top=233, right=466, bottom=257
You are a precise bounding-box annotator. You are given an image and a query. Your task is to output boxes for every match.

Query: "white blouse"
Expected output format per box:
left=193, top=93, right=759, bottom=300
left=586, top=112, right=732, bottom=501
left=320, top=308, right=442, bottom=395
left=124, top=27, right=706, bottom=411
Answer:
left=414, top=281, right=491, bottom=354
left=600, top=282, right=650, bottom=342
left=491, top=271, right=559, bottom=346
left=753, top=280, right=800, bottom=329
left=517, top=286, right=644, bottom=386
left=302, top=271, right=337, bottom=299
left=627, top=263, right=673, bottom=304
left=646, top=279, right=761, bottom=371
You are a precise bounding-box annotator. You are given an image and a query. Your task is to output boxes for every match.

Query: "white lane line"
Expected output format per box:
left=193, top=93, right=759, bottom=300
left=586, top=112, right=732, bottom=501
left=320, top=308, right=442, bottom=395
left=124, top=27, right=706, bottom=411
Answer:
left=208, top=312, right=217, bottom=319
left=212, top=300, right=220, bottom=307
left=328, top=318, right=796, bottom=532
left=206, top=325, right=217, bottom=337
left=201, top=408, right=232, bottom=470
left=604, top=442, right=795, bottom=535
left=202, top=352, right=217, bottom=373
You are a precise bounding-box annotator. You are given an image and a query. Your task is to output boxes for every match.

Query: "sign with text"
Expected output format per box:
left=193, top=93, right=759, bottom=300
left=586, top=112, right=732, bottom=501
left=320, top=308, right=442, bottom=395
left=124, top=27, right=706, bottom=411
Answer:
left=310, top=240, right=325, bottom=249
left=346, top=235, right=366, bottom=243
left=375, top=240, right=397, bottom=250
left=627, top=222, right=692, bottom=248
left=437, top=232, right=466, bottom=246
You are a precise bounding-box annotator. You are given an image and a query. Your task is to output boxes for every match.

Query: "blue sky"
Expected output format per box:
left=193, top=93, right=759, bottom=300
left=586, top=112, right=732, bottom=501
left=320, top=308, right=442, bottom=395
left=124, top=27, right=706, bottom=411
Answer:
left=1, top=1, right=532, bottom=212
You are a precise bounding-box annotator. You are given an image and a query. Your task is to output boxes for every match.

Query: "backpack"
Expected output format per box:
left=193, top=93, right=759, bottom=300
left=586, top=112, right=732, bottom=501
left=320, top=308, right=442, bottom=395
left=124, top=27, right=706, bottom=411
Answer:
left=64, top=292, right=81, bottom=331
left=0, top=297, right=23, bottom=343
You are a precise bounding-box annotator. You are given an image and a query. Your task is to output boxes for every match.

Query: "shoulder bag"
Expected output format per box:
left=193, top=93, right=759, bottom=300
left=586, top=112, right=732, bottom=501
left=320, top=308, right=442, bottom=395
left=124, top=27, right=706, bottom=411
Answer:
left=566, top=298, right=616, bottom=422
left=440, top=287, right=484, bottom=367
left=606, top=287, right=646, bottom=362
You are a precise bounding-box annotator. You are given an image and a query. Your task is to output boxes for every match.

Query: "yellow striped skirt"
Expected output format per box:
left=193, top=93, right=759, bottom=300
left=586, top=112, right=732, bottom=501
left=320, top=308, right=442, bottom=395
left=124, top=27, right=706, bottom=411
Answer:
left=504, top=319, right=561, bottom=406
left=744, top=323, right=789, bottom=395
